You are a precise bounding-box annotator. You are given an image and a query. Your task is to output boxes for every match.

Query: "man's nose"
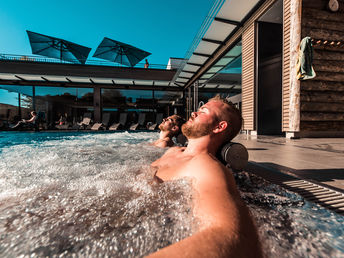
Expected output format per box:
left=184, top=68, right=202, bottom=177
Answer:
left=191, top=112, right=197, bottom=118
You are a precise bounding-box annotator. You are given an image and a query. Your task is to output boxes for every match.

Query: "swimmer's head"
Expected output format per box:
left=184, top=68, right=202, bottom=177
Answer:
left=182, top=95, right=242, bottom=142
left=159, top=115, right=186, bottom=137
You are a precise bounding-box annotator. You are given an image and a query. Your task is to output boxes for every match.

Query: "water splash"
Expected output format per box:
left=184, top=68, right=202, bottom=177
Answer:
left=0, top=132, right=343, bottom=257
left=0, top=131, right=197, bottom=257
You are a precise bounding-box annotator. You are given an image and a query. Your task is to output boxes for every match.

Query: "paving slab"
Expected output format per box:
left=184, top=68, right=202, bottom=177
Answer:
left=233, top=134, right=344, bottom=192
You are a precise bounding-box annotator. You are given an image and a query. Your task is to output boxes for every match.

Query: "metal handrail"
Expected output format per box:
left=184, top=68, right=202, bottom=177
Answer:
left=0, top=53, right=168, bottom=69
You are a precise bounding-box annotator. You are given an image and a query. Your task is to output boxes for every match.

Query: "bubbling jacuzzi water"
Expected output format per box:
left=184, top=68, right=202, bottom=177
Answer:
left=0, top=131, right=196, bottom=257
left=0, top=131, right=343, bottom=257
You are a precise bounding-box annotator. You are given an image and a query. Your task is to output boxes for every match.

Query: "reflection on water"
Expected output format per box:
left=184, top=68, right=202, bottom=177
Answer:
left=0, top=131, right=343, bottom=257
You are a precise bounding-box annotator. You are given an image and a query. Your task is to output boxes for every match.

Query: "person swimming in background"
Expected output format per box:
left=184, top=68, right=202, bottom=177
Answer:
left=153, top=114, right=186, bottom=148
left=11, top=111, right=37, bottom=130
left=149, top=95, right=262, bottom=257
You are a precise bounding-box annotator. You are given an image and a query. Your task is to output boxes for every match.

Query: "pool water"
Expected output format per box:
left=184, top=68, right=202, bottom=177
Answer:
left=0, top=131, right=343, bottom=257
left=0, top=131, right=196, bottom=257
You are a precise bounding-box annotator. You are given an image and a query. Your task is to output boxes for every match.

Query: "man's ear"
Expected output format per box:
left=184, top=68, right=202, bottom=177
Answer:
left=213, top=121, right=227, bottom=133
left=172, top=125, right=179, bottom=132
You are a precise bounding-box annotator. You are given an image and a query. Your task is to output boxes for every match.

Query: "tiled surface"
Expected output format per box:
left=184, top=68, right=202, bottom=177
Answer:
left=233, top=134, right=344, bottom=191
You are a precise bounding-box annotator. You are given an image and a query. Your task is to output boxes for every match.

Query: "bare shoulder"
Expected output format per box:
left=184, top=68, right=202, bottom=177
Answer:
left=184, top=153, right=235, bottom=187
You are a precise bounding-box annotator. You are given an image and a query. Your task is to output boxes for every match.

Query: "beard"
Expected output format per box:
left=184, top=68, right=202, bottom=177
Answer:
left=159, top=123, right=170, bottom=132
left=182, top=119, right=214, bottom=139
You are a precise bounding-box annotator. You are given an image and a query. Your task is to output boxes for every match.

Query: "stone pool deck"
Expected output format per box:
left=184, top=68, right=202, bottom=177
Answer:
left=233, top=134, right=344, bottom=213
left=234, top=134, right=344, bottom=192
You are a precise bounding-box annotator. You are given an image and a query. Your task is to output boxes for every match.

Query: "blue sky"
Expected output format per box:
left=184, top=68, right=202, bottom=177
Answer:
left=0, top=0, right=215, bottom=106
left=0, top=0, right=215, bottom=65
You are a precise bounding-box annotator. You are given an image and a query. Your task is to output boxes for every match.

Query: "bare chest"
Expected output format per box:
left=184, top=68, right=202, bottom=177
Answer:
left=154, top=152, right=192, bottom=181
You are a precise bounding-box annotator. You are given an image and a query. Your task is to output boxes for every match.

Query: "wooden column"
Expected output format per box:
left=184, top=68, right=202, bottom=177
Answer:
left=288, top=0, right=302, bottom=132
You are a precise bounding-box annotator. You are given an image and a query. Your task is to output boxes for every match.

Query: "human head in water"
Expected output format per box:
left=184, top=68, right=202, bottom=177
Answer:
left=153, top=114, right=186, bottom=148
left=159, top=114, right=185, bottom=137
left=182, top=95, right=242, bottom=142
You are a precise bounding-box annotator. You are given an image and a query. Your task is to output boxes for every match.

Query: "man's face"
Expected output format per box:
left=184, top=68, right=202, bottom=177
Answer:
left=182, top=101, right=222, bottom=139
left=159, top=115, right=176, bottom=132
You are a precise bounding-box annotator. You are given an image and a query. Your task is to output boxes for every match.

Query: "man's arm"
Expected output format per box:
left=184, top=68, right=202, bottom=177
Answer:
left=148, top=154, right=262, bottom=258
left=26, top=116, right=35, bottom=123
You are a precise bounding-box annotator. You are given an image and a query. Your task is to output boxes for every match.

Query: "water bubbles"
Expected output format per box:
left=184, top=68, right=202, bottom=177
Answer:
left=235, top=171, right=344, bottom=257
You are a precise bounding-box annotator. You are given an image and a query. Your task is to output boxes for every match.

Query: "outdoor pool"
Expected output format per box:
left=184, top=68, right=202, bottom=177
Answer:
left=0, top=131, right=343, bottom=257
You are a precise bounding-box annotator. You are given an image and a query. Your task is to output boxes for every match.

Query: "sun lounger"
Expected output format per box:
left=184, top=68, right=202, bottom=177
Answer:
left=109, top=113, right=127, bottom=130
left=129, top=113, right=146, bottom=130
left=78, top=113, right=92, bottom=129
left=148, top=113, right=163, bottom=130
left=91, top=113, right=111, bottom=130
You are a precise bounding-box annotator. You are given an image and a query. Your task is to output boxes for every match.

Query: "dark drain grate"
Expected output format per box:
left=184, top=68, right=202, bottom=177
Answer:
left=281, top=180, right=344, bottom=214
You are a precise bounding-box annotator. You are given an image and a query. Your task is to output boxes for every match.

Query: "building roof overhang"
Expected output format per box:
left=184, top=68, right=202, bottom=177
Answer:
left=0, top=59, right=183, bottom=91
left=173, top=0, right=267, bottom=90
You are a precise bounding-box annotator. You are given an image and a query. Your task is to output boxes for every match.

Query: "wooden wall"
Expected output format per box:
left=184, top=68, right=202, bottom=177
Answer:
left=282, top=0, right=292, bottom=132
left=242, top=23, right=256, bottom=131
left=300, top=0, right=344, bottom=131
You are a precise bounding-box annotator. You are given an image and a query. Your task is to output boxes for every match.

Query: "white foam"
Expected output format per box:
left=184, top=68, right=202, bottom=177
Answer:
left=0, top=131, right=196, bottom=257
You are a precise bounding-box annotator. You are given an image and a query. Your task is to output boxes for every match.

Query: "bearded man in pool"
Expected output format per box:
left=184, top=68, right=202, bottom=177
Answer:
left=149, top=95, right=262, bottom=257
left=153, top=114, right=186, bottom=148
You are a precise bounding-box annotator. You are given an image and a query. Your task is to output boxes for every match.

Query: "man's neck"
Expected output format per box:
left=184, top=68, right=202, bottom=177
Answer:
left=159, top=130, right=172, bottom=140
left=183, top=135, right=219, bottom=156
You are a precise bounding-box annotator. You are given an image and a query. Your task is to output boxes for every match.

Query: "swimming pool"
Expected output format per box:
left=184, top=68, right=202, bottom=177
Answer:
left=0, top=131, right=343, bottom=257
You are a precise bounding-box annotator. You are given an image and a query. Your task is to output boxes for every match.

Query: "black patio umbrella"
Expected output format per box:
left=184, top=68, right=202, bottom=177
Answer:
left=26, top=30, right=91, bottom=64
left=93, top=37, right=151, bottom=67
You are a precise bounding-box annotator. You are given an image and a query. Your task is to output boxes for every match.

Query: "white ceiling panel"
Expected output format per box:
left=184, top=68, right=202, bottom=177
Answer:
left=194, top=41, right=219, bottom=55
left=225, top=45, right=242, bottom=57
left=134, top=80, right=154, bottom=86
left=188, top=55, right=208, bottom=64
left=208, top=66, right=223, bottom=73
left=218, top=84, right=241, bottom=89
left=113, top=79, right=134, bottom=85
left=17, top=75, right=44, bottom=81
left=91, top=78, right=113, bottom=84
left=203, top=84, right=219, bottom=88
left=179, top=71, right=194, bottom=78
left=42, top=76, right=68, bottom=82
left=204, top=20, right=236, bottom=41
left=216, top=0, right=260, bottom=22
left=68, top=77, right=91, bottom=83
left=215, top=57, right=235, bottom=66
left=154, top=81, right=169, bottom=86
left=0, top=73, right=20, bottom=80
left=183, top=64, right=200, bottom=72
left=175, top=78, right=188, bottom=83
left=200, top=73, right=214, bottom=79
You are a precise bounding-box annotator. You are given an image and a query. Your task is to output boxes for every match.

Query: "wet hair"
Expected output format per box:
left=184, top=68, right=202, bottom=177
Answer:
left=171, top=115, right=186, bottom=136
left=31, top=111, right=37, bottom=115
left=208, top=95, right=242, bottom=141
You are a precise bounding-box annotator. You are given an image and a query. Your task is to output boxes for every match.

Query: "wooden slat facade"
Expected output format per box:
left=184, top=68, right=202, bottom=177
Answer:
left=242, top=23, right=256, bottom=131
left=300, top=0, right=344, bottom=132
left=282, top=0, right=291, bottom=131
